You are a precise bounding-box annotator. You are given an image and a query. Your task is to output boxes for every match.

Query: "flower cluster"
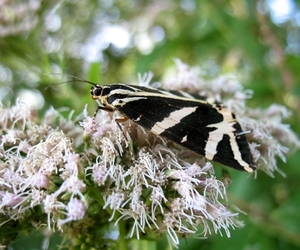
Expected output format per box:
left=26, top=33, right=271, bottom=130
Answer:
left=0, top=102, right=86, bottom=241
left=82, top=114, right=242, bottom=245
left=0, top=61, right=299, bottom=248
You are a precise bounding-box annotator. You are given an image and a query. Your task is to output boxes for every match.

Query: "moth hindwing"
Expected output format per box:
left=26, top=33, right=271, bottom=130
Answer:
left=90, top=83, right=256, bottom=172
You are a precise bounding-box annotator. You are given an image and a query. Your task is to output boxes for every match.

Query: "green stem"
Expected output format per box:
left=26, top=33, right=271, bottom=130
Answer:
left=118, top=220, right=129, bottom=250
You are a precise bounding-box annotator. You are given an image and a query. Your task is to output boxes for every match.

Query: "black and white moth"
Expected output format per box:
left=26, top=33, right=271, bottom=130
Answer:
left=90, top=83, right=256, bottom=172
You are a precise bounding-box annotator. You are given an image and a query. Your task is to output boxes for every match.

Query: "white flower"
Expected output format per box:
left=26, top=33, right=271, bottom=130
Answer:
left=91, top=160, right=108, bottom=186
left=57, top=198, right=86, bottom=228
left=0, top=191, right=23, bottom=207
left=30, top=173, right=49, bottom=189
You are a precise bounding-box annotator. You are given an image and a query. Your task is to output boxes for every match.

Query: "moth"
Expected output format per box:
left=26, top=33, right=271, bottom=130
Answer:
left=90, top=83, right=256, bottom=172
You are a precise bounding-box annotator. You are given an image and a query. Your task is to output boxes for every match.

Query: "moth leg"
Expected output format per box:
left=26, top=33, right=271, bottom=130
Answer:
left=115, top=117, right=129, bottom=123
left=115, top=117, right=130, bottom=143
left=235, top=130, right=252, bottom=138
left=93, top=105, right=114, bottom=118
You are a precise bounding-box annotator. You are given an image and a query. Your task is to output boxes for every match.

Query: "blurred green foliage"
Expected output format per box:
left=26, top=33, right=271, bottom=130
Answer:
left=1, top=0, right=300, bottom=249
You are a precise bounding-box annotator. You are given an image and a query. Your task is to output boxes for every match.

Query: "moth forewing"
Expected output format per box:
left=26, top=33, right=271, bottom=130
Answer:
left=90, top=83, right=256, bottom=172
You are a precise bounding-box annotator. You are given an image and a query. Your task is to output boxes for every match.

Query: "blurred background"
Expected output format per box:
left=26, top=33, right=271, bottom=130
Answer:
left=1, top=0, right=300, bottom=249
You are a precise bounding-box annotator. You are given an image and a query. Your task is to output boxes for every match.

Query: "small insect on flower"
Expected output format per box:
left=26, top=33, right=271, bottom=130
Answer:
left=89, top=82, right=256, bottom=172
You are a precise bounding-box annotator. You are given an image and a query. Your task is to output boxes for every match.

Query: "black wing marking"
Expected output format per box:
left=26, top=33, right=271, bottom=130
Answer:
left=109, top=91, right=254, bottom=171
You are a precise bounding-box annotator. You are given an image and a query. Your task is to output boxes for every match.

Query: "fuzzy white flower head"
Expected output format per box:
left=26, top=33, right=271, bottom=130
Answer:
left=0, top=103, right=87, bottom=234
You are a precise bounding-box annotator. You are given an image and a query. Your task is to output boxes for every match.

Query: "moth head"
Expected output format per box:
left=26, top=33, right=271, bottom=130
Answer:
left=90, top=85, right=112, bottom=105
left=90, top=85, right=104, bottom=100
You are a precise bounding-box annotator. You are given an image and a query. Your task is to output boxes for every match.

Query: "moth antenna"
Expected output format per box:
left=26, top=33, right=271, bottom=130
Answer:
left=44, top=73, right=98, bottom=86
